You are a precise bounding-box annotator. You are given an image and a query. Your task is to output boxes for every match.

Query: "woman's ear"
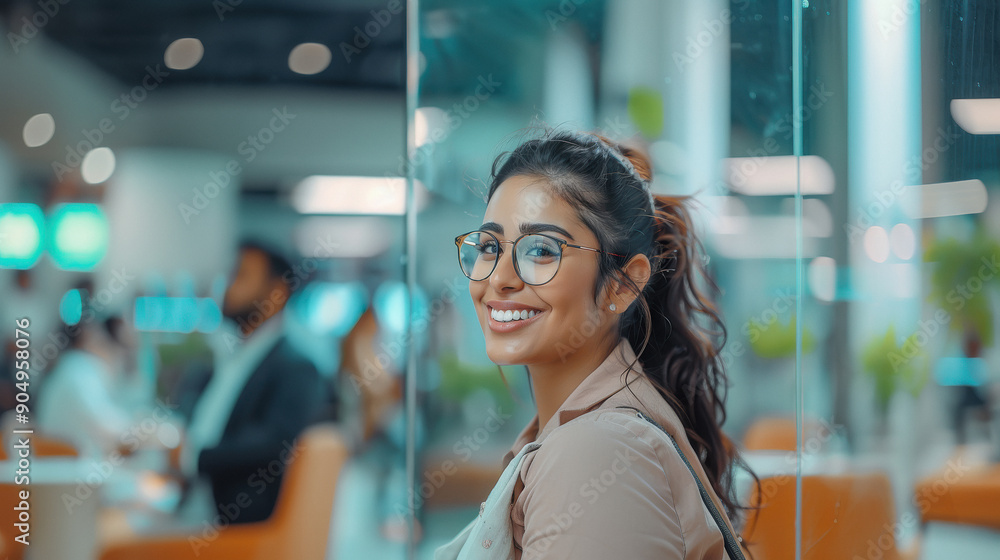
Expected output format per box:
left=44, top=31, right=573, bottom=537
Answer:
left=607, top=254, right=652, bottom=313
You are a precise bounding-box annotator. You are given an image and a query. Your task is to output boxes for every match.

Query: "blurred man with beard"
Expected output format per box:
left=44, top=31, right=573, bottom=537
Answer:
left=181, top=240, right=326, bottom=524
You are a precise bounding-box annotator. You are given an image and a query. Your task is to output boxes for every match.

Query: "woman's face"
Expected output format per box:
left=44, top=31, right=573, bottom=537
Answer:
left=469, top=174, right=616, bottom=366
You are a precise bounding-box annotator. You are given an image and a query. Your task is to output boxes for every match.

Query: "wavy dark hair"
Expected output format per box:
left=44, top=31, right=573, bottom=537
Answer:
left=487, top=129, right=749, bottom=520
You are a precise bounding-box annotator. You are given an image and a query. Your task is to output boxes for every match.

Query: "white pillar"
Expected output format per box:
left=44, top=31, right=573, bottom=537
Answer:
left=847, top=0, right=923, bottom=537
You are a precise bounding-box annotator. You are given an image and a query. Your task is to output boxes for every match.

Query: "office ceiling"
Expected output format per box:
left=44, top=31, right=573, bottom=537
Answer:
left=0, top=0, right=406, bottom=89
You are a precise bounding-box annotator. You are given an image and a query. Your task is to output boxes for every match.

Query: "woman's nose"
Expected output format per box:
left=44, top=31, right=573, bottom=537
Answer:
left=489, top=246, right=523, bottom=292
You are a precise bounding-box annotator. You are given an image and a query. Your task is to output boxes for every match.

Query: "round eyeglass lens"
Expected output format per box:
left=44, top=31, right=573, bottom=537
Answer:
left=458, top=231, right=499, bottom=281
left=514, top=234, right=562, bottom=285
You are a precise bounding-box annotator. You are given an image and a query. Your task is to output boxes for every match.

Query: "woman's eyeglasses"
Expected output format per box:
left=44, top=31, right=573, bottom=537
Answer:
left=454, top=230, right=626, bottom=286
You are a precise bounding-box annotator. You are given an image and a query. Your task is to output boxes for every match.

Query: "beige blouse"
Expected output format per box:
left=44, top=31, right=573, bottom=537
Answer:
left=502, top=339, right=740, bottom=559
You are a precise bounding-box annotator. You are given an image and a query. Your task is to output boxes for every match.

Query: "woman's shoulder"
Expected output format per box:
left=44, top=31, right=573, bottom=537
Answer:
left=514, top=408, right=689, bottom=556
left=524, top=408, right=673, bottom=484
left=550, top=406, right=668, bottom=446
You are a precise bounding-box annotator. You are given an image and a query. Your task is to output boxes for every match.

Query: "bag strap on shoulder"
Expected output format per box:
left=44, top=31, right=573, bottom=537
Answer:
left=615, top=405, right=747, bottom=560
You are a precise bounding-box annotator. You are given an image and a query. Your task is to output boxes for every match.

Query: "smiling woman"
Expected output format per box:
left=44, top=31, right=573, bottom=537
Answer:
left=436, top=130, right=753, bottom=560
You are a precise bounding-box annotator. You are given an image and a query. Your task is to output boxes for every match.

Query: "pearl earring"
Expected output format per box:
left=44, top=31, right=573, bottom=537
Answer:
left=609, top=303, right=617, bottom=311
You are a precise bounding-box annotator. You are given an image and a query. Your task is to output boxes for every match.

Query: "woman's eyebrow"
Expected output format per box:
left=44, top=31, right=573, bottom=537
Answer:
left=480, top=222, right=503, bottom=234
left=520, top=222, right=575, bottom=240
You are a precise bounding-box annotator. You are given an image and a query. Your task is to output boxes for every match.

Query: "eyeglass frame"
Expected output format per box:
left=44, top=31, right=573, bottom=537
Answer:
left=454, top=230, right=629, bottom=286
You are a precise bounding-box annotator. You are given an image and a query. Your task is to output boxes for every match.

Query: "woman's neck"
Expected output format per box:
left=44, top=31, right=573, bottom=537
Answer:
left=529, top=334, right=620, bottom=433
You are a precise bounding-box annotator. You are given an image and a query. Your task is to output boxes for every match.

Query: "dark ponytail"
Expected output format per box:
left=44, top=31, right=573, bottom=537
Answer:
left=488, top=129, right=747, bottom=520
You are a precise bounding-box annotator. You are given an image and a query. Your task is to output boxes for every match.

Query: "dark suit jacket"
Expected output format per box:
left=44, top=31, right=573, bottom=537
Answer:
left=197, top=335, right=326, bottom=523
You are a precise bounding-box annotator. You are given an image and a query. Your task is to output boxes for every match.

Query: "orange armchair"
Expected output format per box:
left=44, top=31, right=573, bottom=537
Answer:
left=743, top=473, right=915, bottom=560
left=743, top=417, right=800, bottom=452
left=742, top=416, right=835, bottom=452
left=915, top=461, right=1000, bottom=530
left=99, top=424, right=349, bottom=560
left=0, top=433, right=79, bottom=460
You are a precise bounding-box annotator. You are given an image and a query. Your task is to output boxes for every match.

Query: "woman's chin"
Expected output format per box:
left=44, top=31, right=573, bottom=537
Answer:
left=486, top=351, right=519, bottom=366
left=485, top=344, right=530, bottom=367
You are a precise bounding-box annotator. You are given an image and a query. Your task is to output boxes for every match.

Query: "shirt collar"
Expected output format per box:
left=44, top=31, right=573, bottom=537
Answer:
left=502, top=338, right=645, bottom=468
left=244, top=314, right=284, bottom=352
left=228, top=312, right=284, bottom=351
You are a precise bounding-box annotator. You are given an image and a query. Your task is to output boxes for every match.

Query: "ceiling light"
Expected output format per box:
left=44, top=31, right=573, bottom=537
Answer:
left=23, top=113, right=55, bottom=147
left=289, top=43, right=332, bottom=75
left=723, top=155, right=835, bottom=196
left=164, top=38, right=204, bottom=70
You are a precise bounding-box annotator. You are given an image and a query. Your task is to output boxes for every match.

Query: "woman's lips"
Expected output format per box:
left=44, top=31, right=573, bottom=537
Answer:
left=486, top=305, right=544, bottom=333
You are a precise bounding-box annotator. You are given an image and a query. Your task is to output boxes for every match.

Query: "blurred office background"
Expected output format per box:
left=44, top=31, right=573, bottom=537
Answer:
left=0, top=0, right=997, bottom=559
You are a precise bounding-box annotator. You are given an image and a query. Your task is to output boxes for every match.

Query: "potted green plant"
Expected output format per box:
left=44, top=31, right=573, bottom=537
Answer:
left=924, top=222, right=1000, bottom=349
left=861, top=324, right=929, bottom=417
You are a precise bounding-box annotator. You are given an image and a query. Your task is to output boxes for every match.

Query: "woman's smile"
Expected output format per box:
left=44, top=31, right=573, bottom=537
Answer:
left=486, top=300, right=545, bottom=333
left=468, top=175, right=612, bottom=366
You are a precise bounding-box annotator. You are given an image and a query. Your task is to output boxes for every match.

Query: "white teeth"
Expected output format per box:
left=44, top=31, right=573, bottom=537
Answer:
left=490, top=308, right=538, bottom=323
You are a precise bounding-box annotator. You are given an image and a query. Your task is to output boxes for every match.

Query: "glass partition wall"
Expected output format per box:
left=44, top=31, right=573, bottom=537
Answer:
left=406, top=1, right=1000, bottom=559
left=408, top=0, right=803, bottom=557
left=794, top=1, right=1000, bottom=558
